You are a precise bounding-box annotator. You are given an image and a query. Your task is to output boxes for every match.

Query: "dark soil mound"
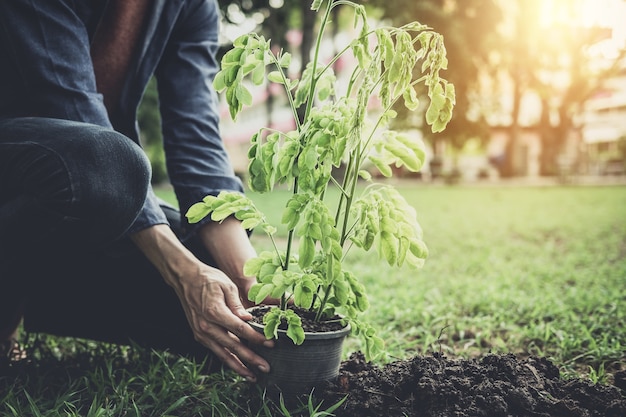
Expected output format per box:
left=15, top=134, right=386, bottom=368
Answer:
left=315, top=352, right=626, bottom=417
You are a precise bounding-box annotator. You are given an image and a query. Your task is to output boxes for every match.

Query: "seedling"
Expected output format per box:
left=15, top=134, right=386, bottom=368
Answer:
left=187, top=0, right=454, bottom=360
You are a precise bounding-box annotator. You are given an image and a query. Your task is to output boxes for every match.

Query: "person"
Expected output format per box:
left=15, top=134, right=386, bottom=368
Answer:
left=0, top=0, right=273, bottom=382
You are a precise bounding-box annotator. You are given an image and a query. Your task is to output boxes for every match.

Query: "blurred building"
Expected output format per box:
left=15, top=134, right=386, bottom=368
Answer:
left=580, top=64, right=626, bottom=175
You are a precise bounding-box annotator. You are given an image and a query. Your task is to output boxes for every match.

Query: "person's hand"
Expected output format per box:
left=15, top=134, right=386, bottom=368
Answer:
left=171, top=261, right=273, bottom=381
left=131, top=225, right=273, bottom=382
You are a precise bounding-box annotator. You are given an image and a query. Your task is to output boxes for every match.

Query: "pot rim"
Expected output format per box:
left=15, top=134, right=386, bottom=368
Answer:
left=247, top=306, right=351, bottom=340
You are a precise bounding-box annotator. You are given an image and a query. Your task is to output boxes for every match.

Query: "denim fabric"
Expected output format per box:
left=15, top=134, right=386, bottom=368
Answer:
left=0, top=0, right=244, bottom=236
left=0, top=0, right=242, bottom=359
left=0, top=117, right=151, bottom=279
left=0, top=118, right=220, bottom=358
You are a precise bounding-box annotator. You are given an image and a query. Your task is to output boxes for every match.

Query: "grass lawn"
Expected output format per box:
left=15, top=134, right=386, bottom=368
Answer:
left=2, top=183, right=625, bottom=415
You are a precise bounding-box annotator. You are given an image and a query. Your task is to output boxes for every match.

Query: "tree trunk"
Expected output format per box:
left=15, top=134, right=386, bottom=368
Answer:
left=539, top=103, right=572, bottom=176
left=501, top=72, right=522, bottom=177
left=538, top=98, right=554, bottom=176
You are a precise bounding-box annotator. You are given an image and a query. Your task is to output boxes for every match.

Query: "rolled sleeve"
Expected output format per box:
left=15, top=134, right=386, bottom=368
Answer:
left=127, top=186, right=170, bottom=234
left=155, top=0, right=244, bottom=237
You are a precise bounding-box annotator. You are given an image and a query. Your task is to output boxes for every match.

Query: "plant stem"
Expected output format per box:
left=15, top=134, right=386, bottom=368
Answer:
left=340, top=143, right=362, bottom=246
left=269, top=52, right=302, bottom=131
left=328, top=175, right=349, bottom=198
left=315, top=282, right=332, bottom=321
left=303, top=0, right=334, bottom=122
left=283, top=177, right=299, bottom=274
left=334, top=152, right=355, bottom=227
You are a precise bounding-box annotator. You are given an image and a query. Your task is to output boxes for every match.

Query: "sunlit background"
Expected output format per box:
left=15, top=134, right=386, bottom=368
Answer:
left=137, top=0, right=626, bottom=184
left=538, top=0, right=625, bottom=59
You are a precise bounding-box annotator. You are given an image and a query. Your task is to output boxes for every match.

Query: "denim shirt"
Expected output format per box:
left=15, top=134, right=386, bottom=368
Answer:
left=0, top=0, right=243, bottom=237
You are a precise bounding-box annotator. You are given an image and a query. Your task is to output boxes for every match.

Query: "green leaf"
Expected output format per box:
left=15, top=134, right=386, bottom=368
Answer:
left=251, top=64, right=265, bottom=85
left=376, top=29, right=394, bottom=71
left=235, top=84, right=253, bottom=106
left=240, top=217, right=260, bottom=230
left=403, top=86, right=420, bottom=111
left=267, top=71, right=284, bottom=84
left=311, top=0, right=324, bottom=11
left=369, top=155, right=392, bottom=177
left=282, top=194, right=309, bottom=230
left=364, top=332, right=385, bottom=361
left=298, top=237, right=316, bottom=268
left=247, top=283, right=261, bottom=303
left=355, top=290, right=369, bottom=312
left=222, top=46, right=245, bottom=64
left=446, top=82, right=456, bottom=103
left=431, top=90, right=445, bottom=111
left=278, top=53, right=291, bottom=68
left=380, top=231, right=398, bottom=266
left=395, top=133, right=427, bottom=171
left=432, top=117, right=446, bottom=133
left=226, top=86, right=241, bottom=120
left=382, top=134, right=422, bottom=172
left=281, top=208, right=297, bottom=230
left=333, top=276, right=350, bottom=305
left=293, top=279, right=315, bottom=309
left=409, top=239, right=429, bottom=259
left=232, top=34, right=249, bottom=49
left=263, top=308, right=281, bottom=340
left=259, top=262, right=280, bottom=280
left=185, top=202, right=211, bottom=224
left=225, top=65, right=240, bottom=85
left=254, top=283, right=275, bottom=304
left=287, top=324, right=305, bottom=345
left=243, top=256, right=267, bottom=277
left=359, top=170, right=372, bottom=181
left=425, top=100, right=439, bottom=125
left=213, top=70, right=227, bottom=92
left=293, top=62, right=313, bottom=108
left=285, top=311, right=305, bottom=345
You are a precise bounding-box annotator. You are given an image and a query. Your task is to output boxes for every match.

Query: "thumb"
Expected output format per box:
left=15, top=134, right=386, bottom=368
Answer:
left=223, top=284, right=252, bottom=320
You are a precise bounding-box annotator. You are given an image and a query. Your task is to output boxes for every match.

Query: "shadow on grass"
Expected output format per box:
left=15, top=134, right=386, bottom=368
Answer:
left=0, top=333, right=344, bottom=416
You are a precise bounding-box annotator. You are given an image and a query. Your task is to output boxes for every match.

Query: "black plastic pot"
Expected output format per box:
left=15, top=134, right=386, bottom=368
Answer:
left=248, top=311, right=350, bottom=397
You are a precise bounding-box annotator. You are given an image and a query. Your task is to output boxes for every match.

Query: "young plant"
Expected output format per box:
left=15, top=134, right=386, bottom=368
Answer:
left=186, top=0, right=454, bottom=360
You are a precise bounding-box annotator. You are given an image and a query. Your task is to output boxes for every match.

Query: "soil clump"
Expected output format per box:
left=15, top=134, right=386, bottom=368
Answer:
left=313, top=352, right=626, bottom=417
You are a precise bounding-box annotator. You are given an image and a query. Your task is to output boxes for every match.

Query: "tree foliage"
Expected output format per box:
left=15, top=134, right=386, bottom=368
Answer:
left=494, top=0, right=626, bottom=176
left=370, top=0, right=502, bottom=152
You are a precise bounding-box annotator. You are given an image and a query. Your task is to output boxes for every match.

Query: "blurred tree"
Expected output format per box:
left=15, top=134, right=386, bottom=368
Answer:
left=137, top=77, right=168, bottom=184
left=370, top=0, right=502, bottom=160
left=493, top=0, right=626, bottom=176
left=217, top=1, right=312, bottom=69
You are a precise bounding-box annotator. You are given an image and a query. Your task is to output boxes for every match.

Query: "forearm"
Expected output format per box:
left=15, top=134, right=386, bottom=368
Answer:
left=129, top=223, right=272, bottom=380
left=197, top=216, right=257, bottom=289
left=130, top=224, right=199, bottom=290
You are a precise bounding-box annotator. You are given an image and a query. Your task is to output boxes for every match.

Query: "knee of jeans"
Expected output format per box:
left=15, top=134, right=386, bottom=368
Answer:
left=73, top=129, right=152, bottom=240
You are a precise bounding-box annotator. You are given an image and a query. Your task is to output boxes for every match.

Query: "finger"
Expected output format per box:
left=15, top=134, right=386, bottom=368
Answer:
left=197, top=324, right=270, bottom=379
left=210, top=303, right=272, bottom=347
left=220, top=332, right=271, bottom=374
left=208, top=340, right=257, bottom=381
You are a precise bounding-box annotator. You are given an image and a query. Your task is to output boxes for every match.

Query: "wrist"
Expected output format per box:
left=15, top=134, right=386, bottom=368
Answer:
left=130, top=224, right=199, bottom=286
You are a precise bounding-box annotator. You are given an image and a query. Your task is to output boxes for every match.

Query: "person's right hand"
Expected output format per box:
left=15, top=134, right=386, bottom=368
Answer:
left=170, top=259, right=274, bottom=381
left=130, top=224, right=273, bottom=382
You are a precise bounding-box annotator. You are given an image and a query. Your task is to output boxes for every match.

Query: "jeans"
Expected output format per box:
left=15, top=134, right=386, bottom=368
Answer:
left=0, top=117, right=211, bottom=361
